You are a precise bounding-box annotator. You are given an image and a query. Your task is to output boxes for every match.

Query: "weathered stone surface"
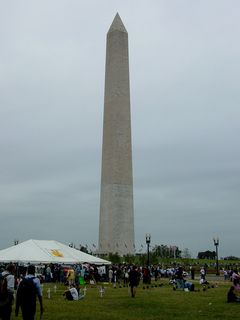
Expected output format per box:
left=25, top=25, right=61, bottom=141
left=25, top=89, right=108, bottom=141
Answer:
left=98, top=14, right=134, bottom=256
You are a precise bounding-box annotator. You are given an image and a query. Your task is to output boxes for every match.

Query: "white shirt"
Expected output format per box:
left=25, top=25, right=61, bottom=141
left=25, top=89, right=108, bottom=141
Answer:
left=200, top=268, right=205, bottom=275
left=69, top=287, right=79, bottom=300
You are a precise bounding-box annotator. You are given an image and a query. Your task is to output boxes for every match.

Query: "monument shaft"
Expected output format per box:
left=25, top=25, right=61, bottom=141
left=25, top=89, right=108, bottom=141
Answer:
left=99, top=14, right=134, bottom=255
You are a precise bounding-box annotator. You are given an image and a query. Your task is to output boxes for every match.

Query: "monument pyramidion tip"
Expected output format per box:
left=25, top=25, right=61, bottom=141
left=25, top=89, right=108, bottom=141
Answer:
left=108, top=13, right=127, bottom=33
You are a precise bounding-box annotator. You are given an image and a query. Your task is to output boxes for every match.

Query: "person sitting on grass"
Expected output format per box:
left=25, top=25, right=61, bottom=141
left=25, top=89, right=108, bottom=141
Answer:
left=233, top=277, right=240, bottom=289
left=199, top=278, right=209, bottom=285
left=231, top=270, right=240, bottom=283
left=63, top=284, right=79, bottom=301
left=227, top=286, right=240, bottom=303
left=175, top=266, right=185, bottom=289
left=183, top=280, right=194, bottom=291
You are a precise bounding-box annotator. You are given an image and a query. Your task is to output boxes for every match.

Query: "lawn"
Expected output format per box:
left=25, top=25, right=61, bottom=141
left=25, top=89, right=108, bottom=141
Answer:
left=12, top=279, right=239, bottom=320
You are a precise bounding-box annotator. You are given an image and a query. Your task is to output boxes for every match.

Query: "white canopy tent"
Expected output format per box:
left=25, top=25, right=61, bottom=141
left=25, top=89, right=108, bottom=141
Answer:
left=0, top=239, right=111, bottom=265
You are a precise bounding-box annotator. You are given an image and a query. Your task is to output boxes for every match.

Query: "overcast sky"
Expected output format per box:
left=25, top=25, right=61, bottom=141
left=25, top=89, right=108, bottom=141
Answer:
left=1, top=0, right=239, bottom=258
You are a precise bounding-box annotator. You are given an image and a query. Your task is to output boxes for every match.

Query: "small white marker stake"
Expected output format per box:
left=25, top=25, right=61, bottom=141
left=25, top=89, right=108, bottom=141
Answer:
left=99, top=286, right=105, bottom=298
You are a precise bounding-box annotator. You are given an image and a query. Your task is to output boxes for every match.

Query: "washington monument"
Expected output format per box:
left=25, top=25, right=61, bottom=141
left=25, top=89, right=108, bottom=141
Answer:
left=98, top=14, right=134, bottom=256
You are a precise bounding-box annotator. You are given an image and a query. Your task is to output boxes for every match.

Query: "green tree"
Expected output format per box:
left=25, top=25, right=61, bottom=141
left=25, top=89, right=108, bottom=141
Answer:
left=152, top=245, right=181, bottom=259
left=107, top=252, right=121, bottom=264
left=123, top=254, right=136, bottom=264
left=197, top=251, right=215, bottom=259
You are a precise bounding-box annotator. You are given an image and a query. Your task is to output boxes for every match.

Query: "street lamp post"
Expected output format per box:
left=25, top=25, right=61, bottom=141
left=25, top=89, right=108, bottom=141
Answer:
left=213, top=237, right=220, bottom=276
left=145, top=234, right=151, bottom=268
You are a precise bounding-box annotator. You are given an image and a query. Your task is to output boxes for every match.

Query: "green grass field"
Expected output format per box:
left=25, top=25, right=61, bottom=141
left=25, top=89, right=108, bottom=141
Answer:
left=11, top=279, right=239, bottom=320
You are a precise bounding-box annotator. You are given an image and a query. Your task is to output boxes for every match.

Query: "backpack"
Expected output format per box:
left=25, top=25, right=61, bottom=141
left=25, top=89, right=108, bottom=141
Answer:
left=17, top=277, right=37, bottom=307
left=0, top=273, right=9, bottom=306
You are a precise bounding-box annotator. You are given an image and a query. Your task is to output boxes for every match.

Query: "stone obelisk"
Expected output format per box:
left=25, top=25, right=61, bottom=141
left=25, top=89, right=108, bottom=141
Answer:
left=98, top=13, right=134, bottom=256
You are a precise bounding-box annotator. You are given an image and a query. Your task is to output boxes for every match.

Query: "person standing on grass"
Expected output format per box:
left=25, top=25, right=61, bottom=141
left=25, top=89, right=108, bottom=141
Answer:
left=190, top=266, right=195, bottom=280
left=15, top=265, right=43, bottom=320
left=123, top=267, right=129, bottom=287
left=108, top=268, right=113, bottom=284
left=0, top=264, right=16, bottom=320
left=128, top=266, right=140, bottom=298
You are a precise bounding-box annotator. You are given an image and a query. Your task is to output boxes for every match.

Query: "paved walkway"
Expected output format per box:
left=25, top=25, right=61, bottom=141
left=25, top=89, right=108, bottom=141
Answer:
left=193, top=275, right=226, bottom=282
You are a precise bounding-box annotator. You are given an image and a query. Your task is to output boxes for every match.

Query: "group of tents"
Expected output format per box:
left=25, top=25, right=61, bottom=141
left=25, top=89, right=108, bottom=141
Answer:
left=0, top=239, right=111, bottom=265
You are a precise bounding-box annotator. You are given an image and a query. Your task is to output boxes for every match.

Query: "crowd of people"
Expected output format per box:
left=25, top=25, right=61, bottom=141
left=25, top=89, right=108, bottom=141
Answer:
left=0, top=262, right=240, bottom=319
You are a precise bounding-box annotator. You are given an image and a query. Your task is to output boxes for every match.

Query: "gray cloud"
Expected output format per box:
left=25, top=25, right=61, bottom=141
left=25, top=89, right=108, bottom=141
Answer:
left=0, top=0, right=240, bottom=257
